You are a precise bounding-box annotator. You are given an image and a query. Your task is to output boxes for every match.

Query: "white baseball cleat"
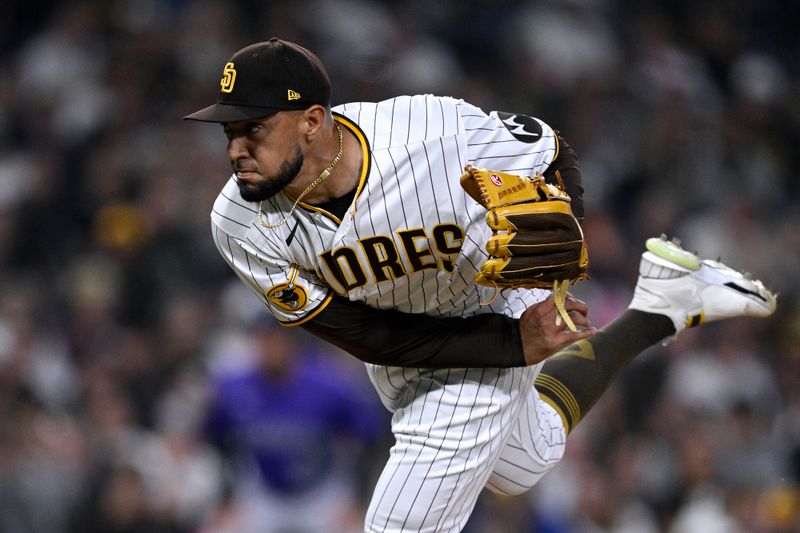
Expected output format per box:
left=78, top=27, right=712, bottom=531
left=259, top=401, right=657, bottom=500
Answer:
left=629, top=236, right=777, bottom=333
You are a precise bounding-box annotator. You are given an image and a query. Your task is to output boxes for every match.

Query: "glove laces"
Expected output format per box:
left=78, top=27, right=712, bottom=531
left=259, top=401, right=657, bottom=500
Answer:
left=553, top=279, right=577, bottom=332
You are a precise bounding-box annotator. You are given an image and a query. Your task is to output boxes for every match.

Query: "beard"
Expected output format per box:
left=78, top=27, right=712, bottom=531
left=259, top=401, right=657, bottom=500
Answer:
left=237, top=145, right=304, bottom=203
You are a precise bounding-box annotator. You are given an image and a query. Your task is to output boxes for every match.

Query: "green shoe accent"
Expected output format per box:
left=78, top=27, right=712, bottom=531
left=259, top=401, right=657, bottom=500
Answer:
left=645, top=237, right=701, bottom=271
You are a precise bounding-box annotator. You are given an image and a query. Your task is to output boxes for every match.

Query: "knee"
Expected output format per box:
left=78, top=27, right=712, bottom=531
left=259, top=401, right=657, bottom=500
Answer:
left=485, top=473, right=538, bottom=496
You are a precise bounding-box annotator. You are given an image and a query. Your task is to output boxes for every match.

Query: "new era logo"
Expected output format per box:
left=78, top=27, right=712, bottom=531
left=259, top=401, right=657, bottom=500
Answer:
left=287, top=90, right=301, bottom=101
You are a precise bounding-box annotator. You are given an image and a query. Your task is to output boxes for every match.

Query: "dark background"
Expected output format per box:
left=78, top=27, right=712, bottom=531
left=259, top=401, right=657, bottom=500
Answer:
left=1, top=1, right=798, bottom=531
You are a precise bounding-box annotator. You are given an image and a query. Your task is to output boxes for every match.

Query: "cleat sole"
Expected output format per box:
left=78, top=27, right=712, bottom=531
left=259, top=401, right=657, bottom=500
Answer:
left=646, top=237, right=701, bottom=271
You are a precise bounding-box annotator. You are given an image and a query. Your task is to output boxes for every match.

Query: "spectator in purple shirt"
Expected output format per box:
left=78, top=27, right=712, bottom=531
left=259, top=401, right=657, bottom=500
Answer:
left=203, top=318, right=386, bottom=533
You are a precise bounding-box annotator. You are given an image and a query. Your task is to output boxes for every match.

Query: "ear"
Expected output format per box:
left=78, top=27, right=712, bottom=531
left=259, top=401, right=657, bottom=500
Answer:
left=300, top=105, right=328, bottom=141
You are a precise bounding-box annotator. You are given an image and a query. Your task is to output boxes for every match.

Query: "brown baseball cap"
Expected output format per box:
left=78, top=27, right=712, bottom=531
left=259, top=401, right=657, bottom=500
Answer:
left=184, top=38, right=331, bottom=123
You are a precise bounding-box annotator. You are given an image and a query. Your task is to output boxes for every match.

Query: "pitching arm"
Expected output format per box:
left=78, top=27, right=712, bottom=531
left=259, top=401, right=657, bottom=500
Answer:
left=302, top=295, right=526, bottom=368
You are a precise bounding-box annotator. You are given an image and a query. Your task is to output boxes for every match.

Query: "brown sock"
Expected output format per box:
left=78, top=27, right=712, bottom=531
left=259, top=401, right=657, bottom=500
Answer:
left=535, top=310, right=675, bottom=433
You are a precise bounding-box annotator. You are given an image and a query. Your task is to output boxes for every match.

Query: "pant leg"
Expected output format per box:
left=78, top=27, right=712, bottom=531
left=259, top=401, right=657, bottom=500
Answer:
left=363, top=366, right=536, bottom=533
left=485, top=385, right=567, bottom=496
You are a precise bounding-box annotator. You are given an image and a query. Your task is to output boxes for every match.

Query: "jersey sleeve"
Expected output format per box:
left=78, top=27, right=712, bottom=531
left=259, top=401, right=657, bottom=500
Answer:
left=303, top=295, right=526, bottom=368
left=458, top=101, right=558, bottom=177
left=210, top=179, right=333, bottom=326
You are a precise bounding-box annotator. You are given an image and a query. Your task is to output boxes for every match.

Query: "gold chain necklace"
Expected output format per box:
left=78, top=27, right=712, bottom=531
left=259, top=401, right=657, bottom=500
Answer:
left=258, top=124, right=343, bottom=229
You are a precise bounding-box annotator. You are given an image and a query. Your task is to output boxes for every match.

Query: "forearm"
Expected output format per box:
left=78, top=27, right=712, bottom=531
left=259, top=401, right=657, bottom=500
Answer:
left=302, top=295, right=526, bottom=368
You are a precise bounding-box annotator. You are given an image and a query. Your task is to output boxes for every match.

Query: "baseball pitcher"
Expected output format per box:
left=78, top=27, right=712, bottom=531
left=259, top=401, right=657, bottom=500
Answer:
left=186, top=39, right=776, bottom=532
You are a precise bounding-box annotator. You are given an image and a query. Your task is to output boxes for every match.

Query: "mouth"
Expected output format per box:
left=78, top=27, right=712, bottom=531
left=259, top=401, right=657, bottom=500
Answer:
left=235, top=170, right=260, bottom=181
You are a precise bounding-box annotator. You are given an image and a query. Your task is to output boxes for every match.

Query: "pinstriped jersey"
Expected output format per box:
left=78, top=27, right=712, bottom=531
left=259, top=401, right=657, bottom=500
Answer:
left=211, top=94, right=557, bottom=326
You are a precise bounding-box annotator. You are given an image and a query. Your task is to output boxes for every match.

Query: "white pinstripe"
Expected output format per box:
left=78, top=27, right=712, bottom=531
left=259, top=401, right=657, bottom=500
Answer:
left=211, top=95, right=568, bottom=531
left=485, top=387, right=567, bottom=497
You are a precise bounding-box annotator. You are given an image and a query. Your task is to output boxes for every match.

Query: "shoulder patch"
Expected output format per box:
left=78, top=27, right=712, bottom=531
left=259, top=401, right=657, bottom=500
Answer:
left=266, top=283, right=308, bottom=312
left=497, top=111, right=543, bottom=143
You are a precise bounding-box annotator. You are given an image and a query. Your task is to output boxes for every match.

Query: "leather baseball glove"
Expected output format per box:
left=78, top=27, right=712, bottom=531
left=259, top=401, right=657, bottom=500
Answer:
left=460, top=165, right=589, bottom=330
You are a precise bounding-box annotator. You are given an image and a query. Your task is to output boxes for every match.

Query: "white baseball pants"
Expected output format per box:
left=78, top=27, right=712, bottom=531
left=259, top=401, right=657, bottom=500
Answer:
left=363, top=366, right=567, bottom=532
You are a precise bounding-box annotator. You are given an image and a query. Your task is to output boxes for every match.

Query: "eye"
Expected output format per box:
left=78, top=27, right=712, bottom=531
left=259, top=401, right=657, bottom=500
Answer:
left=222, top=124, right=232, bottom=138
left=247, top=123, right=262, bottom=135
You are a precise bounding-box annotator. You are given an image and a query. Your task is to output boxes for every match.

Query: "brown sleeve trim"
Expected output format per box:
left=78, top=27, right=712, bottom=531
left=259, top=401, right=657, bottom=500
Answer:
left=544, top=131, right=584, bottom=220
left=301, top=295, right=526, bottom=368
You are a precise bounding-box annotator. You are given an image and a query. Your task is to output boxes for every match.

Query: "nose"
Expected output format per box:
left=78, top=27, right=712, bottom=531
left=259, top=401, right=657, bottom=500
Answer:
left=227, top=135, right=249, bottom=162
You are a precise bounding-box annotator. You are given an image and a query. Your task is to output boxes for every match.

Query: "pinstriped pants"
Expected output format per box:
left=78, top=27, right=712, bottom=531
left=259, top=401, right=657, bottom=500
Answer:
left=363, top=365, right=567, bottom=533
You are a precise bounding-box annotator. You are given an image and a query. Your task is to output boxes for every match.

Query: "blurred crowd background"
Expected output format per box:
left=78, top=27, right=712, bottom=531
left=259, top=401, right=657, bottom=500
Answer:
left=1, top=0, right=799, bottom=532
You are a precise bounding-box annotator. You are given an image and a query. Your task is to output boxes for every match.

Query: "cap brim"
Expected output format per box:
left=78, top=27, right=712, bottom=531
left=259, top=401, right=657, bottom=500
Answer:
left=183, top=103, right=280, bottom=123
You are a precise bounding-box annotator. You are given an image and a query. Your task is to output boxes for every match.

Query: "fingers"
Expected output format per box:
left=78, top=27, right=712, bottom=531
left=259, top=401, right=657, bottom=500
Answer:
left=563, top=296, right=588, bottom=317
left=521, top=324, right=596, bottom=366
left=566, top=309, right=592, bottom=329
left=554, top=325, right=596, bottom=346
left=529, top=294, right=588, bottom=316
left=519, top=294, right=597, bottom=365
left=523, top=295, right=591, bottom=329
